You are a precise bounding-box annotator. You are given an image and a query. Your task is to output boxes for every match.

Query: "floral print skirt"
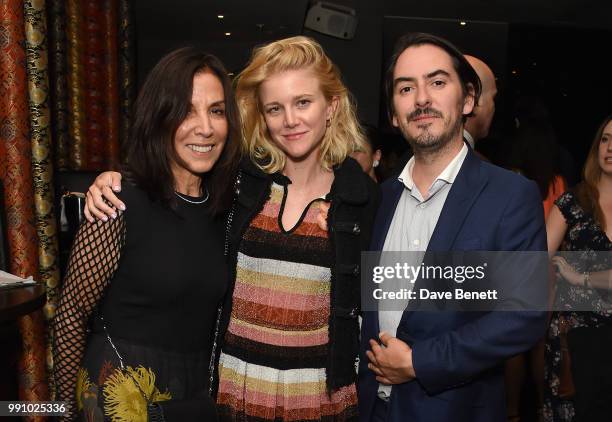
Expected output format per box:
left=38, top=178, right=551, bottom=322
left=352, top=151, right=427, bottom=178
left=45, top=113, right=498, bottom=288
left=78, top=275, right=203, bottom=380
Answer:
left=77, top=333, right=213, bottom=422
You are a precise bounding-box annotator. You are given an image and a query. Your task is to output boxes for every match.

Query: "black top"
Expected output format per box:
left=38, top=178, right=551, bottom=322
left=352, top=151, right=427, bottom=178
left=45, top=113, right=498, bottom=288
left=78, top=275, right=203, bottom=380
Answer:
left=54, top=182, right=227, bottom=416
left=93, top=183, right=227, bottom=351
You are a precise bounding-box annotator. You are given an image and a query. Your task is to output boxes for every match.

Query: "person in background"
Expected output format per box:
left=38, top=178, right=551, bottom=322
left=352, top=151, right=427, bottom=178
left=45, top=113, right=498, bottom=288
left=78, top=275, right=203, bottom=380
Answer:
left=352, top=124, right=383, bottom=182
left=463, top=54, right=497, bottom=155
left=544, top=114, right=612, bottom=422
left=510, top=125, right=566, bottom=218
left=54, top=47, right=240, bottom=420
left=514, top=95, right=579, bottom=188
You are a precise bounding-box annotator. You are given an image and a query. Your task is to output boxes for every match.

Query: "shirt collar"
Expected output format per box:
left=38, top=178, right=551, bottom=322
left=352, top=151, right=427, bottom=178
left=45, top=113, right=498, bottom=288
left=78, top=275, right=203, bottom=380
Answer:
left=398, top=143, right=468, bottom=196
left=463, top=129, right=475, bottom=149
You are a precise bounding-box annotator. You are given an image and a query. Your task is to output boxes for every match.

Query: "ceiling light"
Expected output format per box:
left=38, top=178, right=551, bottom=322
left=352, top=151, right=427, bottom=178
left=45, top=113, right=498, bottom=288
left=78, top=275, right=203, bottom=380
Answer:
left=460, top=21, right=467, bottom=26
left=225, top=32, right=231, bottom=36
left=217, top=15, right=224, bottom=19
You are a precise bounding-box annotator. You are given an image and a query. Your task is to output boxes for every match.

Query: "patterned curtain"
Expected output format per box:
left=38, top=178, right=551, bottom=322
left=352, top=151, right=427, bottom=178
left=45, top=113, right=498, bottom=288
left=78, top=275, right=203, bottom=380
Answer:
left=1, top=0, right=135, bottom=411
left=50, top=0, right=135, bottom=171
left=24, top=0, right=62, bottom=401
left=118, top=0, right=135, bottom=148
left=0, top=0, right=51, bottom=415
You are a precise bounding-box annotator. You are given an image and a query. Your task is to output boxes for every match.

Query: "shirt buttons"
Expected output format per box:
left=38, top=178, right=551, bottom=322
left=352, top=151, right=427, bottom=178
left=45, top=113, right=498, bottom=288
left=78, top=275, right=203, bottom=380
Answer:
left=413, top=239, right=420, bottom=246
left=419, top=203, right=427, bottom=209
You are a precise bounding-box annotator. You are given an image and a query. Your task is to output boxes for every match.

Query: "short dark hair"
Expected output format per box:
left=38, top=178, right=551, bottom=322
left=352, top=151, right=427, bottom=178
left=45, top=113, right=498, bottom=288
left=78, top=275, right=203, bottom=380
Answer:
left=384, top=32, right=482, bottom=124
left=123, top=46, right=240, bottom=214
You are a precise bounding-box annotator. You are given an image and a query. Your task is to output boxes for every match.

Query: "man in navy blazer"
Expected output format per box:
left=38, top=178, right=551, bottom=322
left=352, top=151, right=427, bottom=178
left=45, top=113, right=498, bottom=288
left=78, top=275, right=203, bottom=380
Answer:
left=359, top=33, right=548, bottom=422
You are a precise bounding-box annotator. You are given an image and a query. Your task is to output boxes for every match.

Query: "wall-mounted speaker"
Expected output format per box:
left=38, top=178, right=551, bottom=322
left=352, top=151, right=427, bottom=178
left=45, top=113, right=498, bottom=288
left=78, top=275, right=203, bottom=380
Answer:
left=304, top=2, right=357, bottom=40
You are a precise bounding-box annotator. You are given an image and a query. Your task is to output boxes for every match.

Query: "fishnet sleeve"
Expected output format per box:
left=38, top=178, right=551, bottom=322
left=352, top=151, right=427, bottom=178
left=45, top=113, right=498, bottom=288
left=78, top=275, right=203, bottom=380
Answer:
left=53, top=214, right=126, bottom=420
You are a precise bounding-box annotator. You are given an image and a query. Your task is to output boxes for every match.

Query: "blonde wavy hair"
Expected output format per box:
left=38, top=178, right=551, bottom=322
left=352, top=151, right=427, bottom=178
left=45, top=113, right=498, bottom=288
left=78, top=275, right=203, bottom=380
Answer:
left=234, top=36, right=367, bottom=173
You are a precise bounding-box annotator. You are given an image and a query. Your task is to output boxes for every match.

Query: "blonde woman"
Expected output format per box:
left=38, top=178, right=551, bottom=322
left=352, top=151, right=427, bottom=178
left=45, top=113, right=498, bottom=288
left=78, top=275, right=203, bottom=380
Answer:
left=84, top=37, right=379, bottom=421
left=213, top=36, right=378, bottom=421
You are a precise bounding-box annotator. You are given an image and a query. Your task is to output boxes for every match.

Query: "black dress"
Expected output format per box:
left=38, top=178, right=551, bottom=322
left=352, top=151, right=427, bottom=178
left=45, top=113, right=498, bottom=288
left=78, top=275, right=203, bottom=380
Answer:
left=54, top=182, right=227, bottom=421
left=543, top=191, right=612, bottom=421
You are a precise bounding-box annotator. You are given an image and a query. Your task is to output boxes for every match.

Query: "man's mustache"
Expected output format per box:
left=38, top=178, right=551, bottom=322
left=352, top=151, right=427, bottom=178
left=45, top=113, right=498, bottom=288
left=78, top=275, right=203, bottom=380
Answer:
left=408, top=108, right=443, bottom=121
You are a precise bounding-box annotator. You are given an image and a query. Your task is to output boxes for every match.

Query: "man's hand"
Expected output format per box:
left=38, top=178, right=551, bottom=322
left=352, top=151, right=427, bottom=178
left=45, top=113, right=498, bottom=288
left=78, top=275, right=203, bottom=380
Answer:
left=84, top=171, right=124, bottom=222
left=366, top=331, right=416, bottom=385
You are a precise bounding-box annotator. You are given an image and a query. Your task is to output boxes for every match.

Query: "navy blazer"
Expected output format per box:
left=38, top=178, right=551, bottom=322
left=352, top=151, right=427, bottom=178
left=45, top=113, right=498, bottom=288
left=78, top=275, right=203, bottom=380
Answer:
left=359, top=147, right=548, bottom=422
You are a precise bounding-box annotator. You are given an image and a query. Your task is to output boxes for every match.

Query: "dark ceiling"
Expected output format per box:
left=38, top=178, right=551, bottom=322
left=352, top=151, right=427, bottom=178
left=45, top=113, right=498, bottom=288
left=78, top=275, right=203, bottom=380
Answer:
left=134, top=0, right=310, bottom=74
left=132, top=0, right=612, bottom=153
left=133, top=0, right=611, bottom=76
left=135, top=0, right=611, bottom=41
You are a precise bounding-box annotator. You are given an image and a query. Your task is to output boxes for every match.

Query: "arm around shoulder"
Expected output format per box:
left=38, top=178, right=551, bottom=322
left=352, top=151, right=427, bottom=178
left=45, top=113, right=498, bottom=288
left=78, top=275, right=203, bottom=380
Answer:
left=84, top=171, right=125, bottom=222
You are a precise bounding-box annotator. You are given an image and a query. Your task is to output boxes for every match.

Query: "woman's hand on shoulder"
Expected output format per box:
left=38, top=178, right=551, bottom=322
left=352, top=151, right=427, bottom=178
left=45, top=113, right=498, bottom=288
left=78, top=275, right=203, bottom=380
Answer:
left=84, top=171, right=125, bottom=222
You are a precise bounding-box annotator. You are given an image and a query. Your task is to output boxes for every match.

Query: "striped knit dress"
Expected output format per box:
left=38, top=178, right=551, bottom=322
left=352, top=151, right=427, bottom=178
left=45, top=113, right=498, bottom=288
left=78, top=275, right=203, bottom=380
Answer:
left=217, top=182, right=358, bottom=421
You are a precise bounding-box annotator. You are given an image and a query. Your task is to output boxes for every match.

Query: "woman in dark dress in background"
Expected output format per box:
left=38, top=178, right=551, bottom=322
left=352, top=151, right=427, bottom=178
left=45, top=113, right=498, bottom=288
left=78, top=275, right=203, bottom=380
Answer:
left=544, top=114, right=612, bottom=421
left=53, top=47, right=240, bottom=421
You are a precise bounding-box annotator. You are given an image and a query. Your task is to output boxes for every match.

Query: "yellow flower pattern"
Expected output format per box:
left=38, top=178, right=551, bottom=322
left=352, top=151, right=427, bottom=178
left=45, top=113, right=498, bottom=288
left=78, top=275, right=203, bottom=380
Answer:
left=76, top=364, right=172, bottom=422
left=103, top=366, right=172, bottom=422
left=76, top=368, right=93, bottom=411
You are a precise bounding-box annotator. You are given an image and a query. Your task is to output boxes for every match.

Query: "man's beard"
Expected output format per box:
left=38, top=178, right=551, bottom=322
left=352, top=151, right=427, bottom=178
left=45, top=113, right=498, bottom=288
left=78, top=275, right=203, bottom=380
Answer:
left=399, top=106, right=463, bottom=153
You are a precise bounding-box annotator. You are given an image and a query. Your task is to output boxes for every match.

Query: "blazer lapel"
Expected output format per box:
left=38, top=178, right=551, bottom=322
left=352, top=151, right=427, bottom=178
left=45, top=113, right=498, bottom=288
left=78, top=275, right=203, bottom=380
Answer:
left=400, top=149, right=488, bottom=320
left=366, top=177, right=404, bottom=337
left=427, top=149, right=487, bottom=252
left=371, top=178, right=404, bottom=251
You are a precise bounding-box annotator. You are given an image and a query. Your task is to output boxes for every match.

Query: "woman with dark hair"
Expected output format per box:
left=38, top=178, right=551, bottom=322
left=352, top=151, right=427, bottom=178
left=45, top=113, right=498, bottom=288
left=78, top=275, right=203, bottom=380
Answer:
left=544, top=114, right=612, bottom=421
left=53, top=46, right=240, bottom=420
left=351, top=124, right=383, bottom=182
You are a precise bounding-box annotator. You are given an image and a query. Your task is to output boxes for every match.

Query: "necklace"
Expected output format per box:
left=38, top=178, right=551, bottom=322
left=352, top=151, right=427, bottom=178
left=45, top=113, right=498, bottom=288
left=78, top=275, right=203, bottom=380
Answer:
left=174, top=187, right=209, bottom=204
